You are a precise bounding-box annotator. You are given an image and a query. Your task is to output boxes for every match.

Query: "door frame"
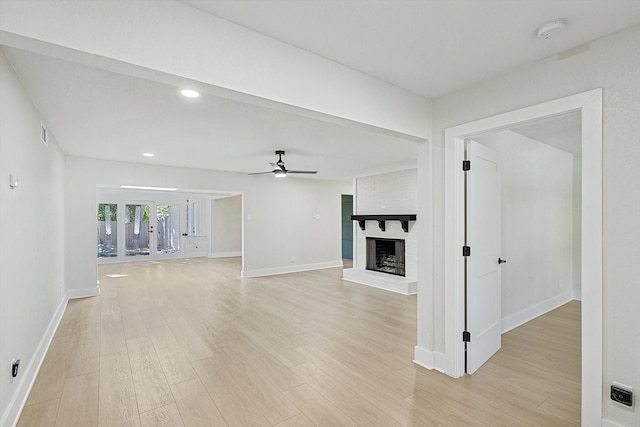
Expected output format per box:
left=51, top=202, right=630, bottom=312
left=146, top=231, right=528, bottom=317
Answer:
left=443, top=89, right=602, bottom=422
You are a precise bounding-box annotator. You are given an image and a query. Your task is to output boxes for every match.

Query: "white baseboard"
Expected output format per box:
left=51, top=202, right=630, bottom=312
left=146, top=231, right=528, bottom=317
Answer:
left=342, top=268, right=417, bottom=295
left=241, top=260, right=343, bottom=278
left=208, top=251, right=242, bottom=259
left=502, top=290, right=573, bottom=334
left=573, top=288, right=582, bottom=301
left=1, top=295, right=68, bottom=427
left=413, top=346, right=446, bottom=373
left=66, top=287, right=99, bottom=300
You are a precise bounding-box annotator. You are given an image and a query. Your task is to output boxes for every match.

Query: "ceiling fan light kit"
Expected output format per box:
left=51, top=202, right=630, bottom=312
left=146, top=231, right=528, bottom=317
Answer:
left=249, top=150, right=318, bottom=177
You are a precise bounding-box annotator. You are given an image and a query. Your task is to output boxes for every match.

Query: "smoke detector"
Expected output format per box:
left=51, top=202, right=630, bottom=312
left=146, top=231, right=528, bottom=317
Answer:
left=536, top=18, right=568, bottom=39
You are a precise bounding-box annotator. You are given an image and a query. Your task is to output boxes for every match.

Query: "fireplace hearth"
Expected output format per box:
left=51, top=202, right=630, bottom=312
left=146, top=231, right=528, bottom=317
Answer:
left=366, top=237, right=405, bottom=277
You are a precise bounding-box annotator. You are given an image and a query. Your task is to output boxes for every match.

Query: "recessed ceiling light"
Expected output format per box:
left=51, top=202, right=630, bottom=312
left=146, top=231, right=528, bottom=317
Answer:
left=120, top=185, right=178, bottom=191
left=536, top=18, right=568, bottom=39
left=142, top=152, right=154, bottom=157
left=180, top=89, right=200, bottom=98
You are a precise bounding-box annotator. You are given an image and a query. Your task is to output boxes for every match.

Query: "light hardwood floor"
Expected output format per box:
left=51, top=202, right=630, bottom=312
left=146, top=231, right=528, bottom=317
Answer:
left=18, top=258, right=580, bottom=426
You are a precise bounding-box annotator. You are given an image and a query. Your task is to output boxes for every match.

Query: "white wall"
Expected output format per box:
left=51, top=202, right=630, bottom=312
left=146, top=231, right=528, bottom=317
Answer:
left=242, top=175, right=351, bottom=276
left=0, top=49, right=66, bottom=426
left=475, top=131, right=576, bottom=331
left=65, top=156, right=351, bottom=288
left=356, top=169, right=418, bottom=214
left=419, top=24, right=640, bottom=426
left=210, top=195, right=242, bottom=257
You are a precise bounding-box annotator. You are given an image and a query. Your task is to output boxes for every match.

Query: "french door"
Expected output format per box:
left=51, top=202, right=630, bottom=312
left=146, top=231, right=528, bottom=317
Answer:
left=154, top=203, right=180, bottom=256
left=125, top=202, right=153, bottom=257
left=97, top=201, right=182, bottom=262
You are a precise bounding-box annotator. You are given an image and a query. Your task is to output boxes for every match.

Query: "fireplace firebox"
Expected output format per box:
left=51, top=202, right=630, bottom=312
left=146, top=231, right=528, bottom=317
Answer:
left=366, top=237, right=405, bottom=276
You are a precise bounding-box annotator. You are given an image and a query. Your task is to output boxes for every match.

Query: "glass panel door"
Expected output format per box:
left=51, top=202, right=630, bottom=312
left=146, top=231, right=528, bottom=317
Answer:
left=125, top=203, right=152, bottom=257
left=97, top=203, right=118, bottom=258
left=156, top=204, right=180, bottom=254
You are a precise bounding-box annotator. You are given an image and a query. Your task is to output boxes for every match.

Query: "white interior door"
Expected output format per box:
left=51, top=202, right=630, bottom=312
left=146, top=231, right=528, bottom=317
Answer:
left=465, top=140, right=502, bottom=374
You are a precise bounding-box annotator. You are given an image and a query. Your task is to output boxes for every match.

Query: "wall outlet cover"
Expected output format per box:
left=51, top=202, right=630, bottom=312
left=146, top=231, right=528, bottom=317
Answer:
left=611, top=384, right=633, bottom=407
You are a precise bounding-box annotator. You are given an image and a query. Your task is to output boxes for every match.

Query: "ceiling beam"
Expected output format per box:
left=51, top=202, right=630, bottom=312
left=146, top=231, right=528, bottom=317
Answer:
left=0, top=0, right=431, bottom=140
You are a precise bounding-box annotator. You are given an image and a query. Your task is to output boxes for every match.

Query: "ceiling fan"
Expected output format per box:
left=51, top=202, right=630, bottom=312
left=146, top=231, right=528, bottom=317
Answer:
left=249, top=150, right=318, bottom=177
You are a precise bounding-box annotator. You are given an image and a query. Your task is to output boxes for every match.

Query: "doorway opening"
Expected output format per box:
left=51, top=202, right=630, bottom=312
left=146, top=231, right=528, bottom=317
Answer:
left=443, top=89, right=602, bottom=422
left=463, top=111, right=582, bottom=374
left=96, top=187, right=244, bottom=266
left=341, top=194, right=354, bottom=265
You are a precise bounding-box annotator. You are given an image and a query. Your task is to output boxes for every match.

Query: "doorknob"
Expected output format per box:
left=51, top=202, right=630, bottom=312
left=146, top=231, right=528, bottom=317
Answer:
left=498, top=258, right=507, bottom=264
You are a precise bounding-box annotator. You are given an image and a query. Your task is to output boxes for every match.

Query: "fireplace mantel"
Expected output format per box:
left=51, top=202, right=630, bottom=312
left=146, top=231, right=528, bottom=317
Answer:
left=351, top=214, right=417, bottom=233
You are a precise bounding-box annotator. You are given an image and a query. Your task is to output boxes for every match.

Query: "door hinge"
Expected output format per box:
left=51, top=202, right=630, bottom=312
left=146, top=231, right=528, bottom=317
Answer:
left=462, top=246, right=471, bottom=256
left=462, top=160, right=471, bottom=171
left=463, top=331, right=471, bottom=342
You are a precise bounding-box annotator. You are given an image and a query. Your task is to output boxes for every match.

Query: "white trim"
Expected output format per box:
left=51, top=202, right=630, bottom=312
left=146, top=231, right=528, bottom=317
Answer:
left=241, top=260, right=343, bottom=278
left=413, top=346, right=446, bottom=373
left=66, top=287, right=99, bottom=299
left=342, top=268, right=416, bottom=295
left=98, top=254, right=210, bottom=265
left=1, top=287, right=101, bottom=427
left=501, top=290, right=573, bottom=334
left=1, top=296, right=67, bottom=427
left=602, top=419, right=626, bottom=427
left=443, top=89, right=602, bottom=424
left=208, top=251, right=242, bottom=258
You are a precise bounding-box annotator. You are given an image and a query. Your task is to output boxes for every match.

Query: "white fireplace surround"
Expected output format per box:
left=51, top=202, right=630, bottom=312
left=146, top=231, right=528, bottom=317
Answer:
left=343, top=168, right=417, bottom=295
left=344, top=219, right=417, bottom=294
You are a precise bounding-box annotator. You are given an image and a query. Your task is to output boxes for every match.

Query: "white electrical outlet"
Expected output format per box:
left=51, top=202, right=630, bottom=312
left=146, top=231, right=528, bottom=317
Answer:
left=611, top=381, right=633, bottom=407
left=10, top=359, right=19, bottom=382
left=40, top=122, right=48, bottom=147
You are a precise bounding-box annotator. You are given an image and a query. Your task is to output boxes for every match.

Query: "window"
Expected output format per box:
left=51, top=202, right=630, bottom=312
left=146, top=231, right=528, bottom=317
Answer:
left=186, top=199, right=201, bottom=236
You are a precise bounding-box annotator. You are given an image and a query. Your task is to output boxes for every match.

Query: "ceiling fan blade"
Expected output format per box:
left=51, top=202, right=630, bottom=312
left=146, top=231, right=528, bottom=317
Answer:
left=270, top=162, right=285, bottom=171
left=250, top=151, right=318, bottom=176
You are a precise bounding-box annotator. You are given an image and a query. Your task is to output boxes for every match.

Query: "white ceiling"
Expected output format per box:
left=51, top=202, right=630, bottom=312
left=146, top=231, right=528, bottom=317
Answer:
left=178, top=0, right=640, bottom=98
left=3, top=46, right=418, bottom=181
left=511, top=112, right=582, bottom=155
left=4, top=1, right=640, bottom=180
